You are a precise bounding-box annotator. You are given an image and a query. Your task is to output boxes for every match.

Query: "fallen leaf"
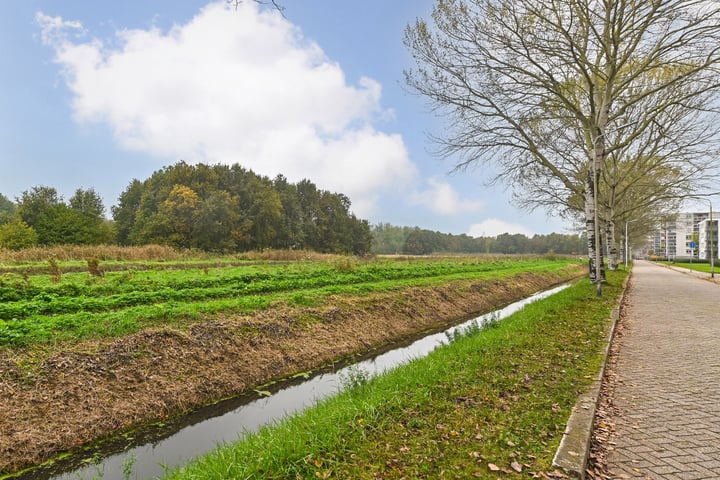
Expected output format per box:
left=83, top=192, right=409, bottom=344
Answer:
left=511, top=461, right=523, bottom=473
left=488, top=463, right=500, bottom=471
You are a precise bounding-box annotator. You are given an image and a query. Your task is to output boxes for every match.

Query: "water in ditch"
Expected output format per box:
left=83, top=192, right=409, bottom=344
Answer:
left=17, top=284, right=568, bottom=480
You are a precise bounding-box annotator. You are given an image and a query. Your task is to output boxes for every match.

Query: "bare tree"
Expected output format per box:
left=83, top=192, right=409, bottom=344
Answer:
left=228, top=0, right=284, bottom=12
left=405, top=0, right=720, bottom=294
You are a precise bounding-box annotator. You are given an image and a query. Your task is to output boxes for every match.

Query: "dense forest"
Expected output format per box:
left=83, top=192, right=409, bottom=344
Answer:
left=372, top=224, right=586, bottom=255
left=0, top=162, right=372, bottom=255
left=0, top=162, right=583, bottom=255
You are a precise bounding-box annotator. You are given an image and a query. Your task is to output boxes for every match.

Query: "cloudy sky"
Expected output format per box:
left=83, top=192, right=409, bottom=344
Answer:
left=0, top=0, right=572, bottom=237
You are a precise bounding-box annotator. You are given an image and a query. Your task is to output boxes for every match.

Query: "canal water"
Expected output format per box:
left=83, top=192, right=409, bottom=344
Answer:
left=18, top=284, right=568, bottom=480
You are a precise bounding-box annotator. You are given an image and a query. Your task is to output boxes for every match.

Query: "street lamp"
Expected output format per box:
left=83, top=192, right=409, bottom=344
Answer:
left=690, top=196, right=716, bottom=278
left=710, top=204, right=714, bottom=278
left=624, top=219, right=638, bottom=269
left=705, top=202, right=715, bottom=278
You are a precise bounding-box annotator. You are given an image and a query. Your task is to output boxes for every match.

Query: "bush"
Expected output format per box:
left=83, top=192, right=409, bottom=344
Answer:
left=0, top=218, right=38, bottom=250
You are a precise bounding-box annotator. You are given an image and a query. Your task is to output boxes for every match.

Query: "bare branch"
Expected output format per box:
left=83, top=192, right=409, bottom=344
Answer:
left=227, top=0, right=285, bottom=14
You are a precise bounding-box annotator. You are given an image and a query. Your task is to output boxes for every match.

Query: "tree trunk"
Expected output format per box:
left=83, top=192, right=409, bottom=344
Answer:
left=585, top=168, right=605, bottom=283
left=606, top=218, right=619, bottom=270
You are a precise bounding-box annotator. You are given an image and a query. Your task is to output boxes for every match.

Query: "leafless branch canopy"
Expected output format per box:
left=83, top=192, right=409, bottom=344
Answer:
left=405, top=0, right=720, bottom=221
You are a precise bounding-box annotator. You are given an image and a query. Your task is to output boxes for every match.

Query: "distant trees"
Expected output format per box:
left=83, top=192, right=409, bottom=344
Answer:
left=13, top=186, right=113, bottom=246
left=371, top=224, right=585, bottom=256
left=0, top=193, right=15, bottom=226
left=112, top=162, right=372, bottom=255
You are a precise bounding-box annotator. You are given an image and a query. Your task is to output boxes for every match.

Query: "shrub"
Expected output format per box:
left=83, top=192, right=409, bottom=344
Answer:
left=0, top=218, right=38, bottom=250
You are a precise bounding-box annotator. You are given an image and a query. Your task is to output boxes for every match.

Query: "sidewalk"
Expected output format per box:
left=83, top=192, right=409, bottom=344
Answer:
left=605, top=260, right=720, bottom=479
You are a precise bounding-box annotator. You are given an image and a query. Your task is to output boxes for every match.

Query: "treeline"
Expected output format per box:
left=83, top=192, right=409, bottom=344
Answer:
left=0, top=162, right=372, bottom=255
left=0, top=162, right=584, bottom=256
left=372, top=224, right=586, bottom=255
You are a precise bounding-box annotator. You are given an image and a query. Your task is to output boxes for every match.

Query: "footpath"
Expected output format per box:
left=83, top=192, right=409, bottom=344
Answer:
left=604, top=260, right=720, bottom=479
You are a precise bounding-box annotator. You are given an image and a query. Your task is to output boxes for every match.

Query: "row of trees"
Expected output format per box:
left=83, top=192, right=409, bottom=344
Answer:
left=0, top=162, right=372, bottom=255
left=372, top=223, right=585, bottom=255
left=405, top=0, right=720, bottom=293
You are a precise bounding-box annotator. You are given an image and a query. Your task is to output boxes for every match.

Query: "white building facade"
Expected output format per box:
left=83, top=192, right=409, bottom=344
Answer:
left=698, top=218, right=719, bottom=260
left=650, top=212, right=711, bottom=259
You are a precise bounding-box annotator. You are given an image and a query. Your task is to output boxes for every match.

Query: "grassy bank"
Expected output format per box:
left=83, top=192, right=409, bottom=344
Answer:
left=1, top=254, right=587, bottom=475
left=163, top=270, right=626, bottom=479
left=658, top=260, right=717, bottom=275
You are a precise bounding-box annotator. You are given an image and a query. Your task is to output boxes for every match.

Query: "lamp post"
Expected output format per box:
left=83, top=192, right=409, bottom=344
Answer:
left=690, top=196, right=716, bottom=278
left=709, top=203, right=715, bottom=278
left=624, top=219, right=638, bottom=269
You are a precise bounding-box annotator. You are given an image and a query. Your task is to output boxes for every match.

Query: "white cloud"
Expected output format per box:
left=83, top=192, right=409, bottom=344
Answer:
left=409, top=177, right=485, bottom=215
left=468, top=218, right=534, bottom=238
left=36, top=2, right=417, bottom=217
left=35, top=12, right=85, bottom=45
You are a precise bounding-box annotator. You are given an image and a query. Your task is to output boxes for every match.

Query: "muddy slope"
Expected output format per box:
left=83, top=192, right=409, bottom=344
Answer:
left=0, top=267, right=583, bottom=474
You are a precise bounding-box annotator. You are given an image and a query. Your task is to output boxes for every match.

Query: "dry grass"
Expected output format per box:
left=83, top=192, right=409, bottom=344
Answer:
left=0, top=245, right=186, bottom=263
left=0, top=245, right=363, bottom=265
left=236, top=249, right=355, bottom=262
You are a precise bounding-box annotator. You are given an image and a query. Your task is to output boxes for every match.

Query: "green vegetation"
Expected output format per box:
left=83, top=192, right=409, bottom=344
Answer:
left=1, top=164, right=584, bottom=257
left=372, top=223, right=587, bottom=255
left=0, top=162, right=371, bottom=255
left=14, top=186, right=114, bottom=247
left=659, top=261, right=717, bottom=275
left=113, top=162, right=371, bottom=254
left=0, top=254, right=581, bottom=347
left=162, top=269, right=626, bottom=479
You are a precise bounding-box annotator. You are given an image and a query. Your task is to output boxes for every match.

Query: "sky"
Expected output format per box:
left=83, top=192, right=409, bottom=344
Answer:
left=0, top=0, right=573, bottom=238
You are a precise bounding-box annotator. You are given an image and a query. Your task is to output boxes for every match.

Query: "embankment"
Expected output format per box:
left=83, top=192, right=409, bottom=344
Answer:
left=0, top=265, right=584, bottom=475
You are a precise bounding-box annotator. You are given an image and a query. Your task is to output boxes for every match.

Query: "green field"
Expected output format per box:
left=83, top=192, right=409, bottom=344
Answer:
left=0, top=253, right=581, bottom=347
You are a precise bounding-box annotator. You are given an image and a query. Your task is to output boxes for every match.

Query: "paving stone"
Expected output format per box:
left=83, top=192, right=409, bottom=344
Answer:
left=605, top=261, right=720, bottom=479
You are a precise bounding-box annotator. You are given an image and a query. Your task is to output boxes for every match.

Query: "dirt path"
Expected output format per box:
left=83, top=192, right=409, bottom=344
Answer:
left=0, top=267, right=583, bottom=475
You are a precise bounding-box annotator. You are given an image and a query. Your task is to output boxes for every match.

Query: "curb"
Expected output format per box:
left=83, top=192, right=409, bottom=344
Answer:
left=551, top=272, right=631, bottom=479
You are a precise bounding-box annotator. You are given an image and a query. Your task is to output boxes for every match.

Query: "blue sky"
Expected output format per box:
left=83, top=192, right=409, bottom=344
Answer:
left=0, top=0, right=571, bottom=237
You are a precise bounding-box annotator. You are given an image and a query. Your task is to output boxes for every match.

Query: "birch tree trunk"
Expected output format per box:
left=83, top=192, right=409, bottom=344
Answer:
left=585, top=168, right=605, bottom=283
left=606, top=218, right=618, bottom=270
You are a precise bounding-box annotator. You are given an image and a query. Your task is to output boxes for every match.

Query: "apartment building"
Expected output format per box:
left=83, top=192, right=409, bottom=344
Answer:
left=649, top=212, right=714, bottom=259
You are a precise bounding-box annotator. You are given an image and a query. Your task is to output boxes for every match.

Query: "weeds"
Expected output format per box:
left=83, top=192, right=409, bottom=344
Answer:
left=122, top=453, right=136, bottom=480
left=0, top=244, right=184, bottom=263
left=445, top=311, right=500, bottom=343
left=87, top=258, right=104, bottom=277
left=48, top=259, right=62, bottom=284
left=339, top=365, right=370, bottom=392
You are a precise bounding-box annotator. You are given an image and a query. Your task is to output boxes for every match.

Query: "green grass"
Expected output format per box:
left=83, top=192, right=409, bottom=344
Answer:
left=659, top=260, right=718, bottom=275
left=0, top=256, right=581, bottom=347
left=162, top=269, right=626, bottom=479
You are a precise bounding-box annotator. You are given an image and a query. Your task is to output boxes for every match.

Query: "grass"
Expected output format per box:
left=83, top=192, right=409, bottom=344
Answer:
left=0, top=256, right=581, bottom=347
left=658, top=260, right=718, bottom=275
left=162, top=269, right=626, bottom=479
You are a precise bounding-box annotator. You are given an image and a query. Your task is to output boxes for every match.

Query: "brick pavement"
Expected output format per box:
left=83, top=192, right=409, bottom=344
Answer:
left=605, top=260, right=720, bottom=479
